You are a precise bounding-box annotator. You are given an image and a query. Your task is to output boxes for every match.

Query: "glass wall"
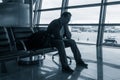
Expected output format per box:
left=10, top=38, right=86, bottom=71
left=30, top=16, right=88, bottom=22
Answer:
left=71, top=26, right=98, bottom=44
left=67, top=6, right=100, bottom=44
left=105, top=5, right=120, bottom=23
left=68, top=7, right=100, bottom=24
left=33, top=0, right=120, bottom=46
left=67, top=1, right=100, bottom=44
left=103, top=2, right=120, bottom=47
left=103, top=26, right=120, bottom=47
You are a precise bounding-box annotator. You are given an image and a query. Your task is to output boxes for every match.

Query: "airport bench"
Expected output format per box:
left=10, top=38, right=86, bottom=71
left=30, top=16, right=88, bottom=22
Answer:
left=11, top=27, right=71, bottom=65
left=0, top=26, right=71, bottom=73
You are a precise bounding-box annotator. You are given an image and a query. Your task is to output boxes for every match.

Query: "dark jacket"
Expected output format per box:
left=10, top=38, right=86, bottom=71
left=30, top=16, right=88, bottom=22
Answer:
left=47, top=18, right=71, bottom=40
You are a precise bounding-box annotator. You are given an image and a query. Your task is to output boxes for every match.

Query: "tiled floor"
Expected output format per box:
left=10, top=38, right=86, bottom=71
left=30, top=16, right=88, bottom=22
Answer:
left=0, top=44, right=120, bottom=80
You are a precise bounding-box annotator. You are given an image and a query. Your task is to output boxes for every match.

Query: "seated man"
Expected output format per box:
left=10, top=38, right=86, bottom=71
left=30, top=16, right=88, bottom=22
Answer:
left=47, top=12, right=88, bottom=73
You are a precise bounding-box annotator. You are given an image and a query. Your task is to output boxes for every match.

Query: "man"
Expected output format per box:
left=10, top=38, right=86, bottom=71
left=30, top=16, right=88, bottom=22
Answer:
left=47, top=12, right=88, bottom=73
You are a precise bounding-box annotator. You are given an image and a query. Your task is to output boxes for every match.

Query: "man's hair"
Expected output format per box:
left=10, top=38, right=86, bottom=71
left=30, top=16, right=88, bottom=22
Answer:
left=61, top=12, right=71, bottom=17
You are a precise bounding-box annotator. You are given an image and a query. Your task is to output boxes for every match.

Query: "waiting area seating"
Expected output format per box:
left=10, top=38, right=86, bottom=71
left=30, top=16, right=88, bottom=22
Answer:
left=0, top=26, right=71, bottom=73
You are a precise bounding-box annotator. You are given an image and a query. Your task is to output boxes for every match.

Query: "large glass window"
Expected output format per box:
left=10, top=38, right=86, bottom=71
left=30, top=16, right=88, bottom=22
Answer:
left=68, top=7, right=100, bottom=24
left=41, top=0, right=62, bottom=9
left=37, top=0, right=120, bottom=46
left=70, top=26, right=98, bottom=44
left=105, top=5, right=120, bottom=23
left=40, top=10, right=61, bottom=24
left=103, top=26, right=120, bottom=46
left=68, top=0, right=101, bottom=6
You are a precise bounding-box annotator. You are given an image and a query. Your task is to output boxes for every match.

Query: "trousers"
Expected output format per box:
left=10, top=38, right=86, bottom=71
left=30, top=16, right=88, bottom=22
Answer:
left=51, top=39, right=83, bottom=68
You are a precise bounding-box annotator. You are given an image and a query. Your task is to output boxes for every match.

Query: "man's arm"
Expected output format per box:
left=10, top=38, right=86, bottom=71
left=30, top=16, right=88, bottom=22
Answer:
left=65, top=25, right=71, bottom=39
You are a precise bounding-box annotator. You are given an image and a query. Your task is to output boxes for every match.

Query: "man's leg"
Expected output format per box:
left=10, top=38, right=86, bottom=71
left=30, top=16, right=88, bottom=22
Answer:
left=64, top=39, right=88, bottom=67
left=51, top=40, right=74, bottom=73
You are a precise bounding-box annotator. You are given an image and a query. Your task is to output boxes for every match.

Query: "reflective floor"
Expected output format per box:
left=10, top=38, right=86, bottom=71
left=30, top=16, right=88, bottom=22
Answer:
left=0, top=44, right=120, bottom=80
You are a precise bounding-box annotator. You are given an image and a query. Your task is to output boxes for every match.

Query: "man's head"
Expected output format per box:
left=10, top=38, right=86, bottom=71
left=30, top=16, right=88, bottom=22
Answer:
left=60, top=12, right=72, bottom=24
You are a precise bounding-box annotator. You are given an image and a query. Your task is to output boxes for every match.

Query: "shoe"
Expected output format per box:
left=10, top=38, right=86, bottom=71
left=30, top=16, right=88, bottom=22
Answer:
left=76, top=62, right=88, bottom=68
left=62, top=66, right=74, bottom=73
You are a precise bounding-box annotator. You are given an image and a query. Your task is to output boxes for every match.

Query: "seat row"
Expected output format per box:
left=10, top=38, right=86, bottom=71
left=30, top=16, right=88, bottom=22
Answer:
left=0, top=26, right=57, bottom=73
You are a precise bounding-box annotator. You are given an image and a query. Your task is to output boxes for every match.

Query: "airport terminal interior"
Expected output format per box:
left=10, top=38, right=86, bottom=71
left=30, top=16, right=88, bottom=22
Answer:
left=0, top=0, right=120, bottom=80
